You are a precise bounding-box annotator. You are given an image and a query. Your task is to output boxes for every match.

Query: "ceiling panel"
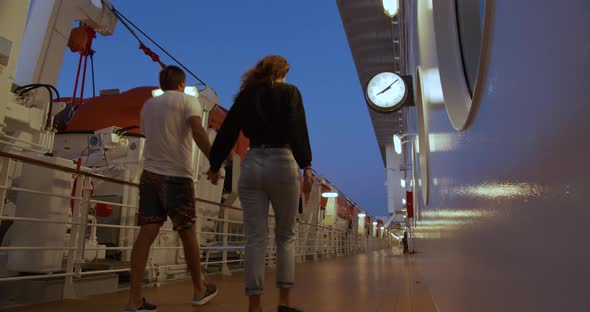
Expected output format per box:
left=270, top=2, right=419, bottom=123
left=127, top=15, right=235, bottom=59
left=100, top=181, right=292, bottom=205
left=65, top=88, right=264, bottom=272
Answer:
left=337, top=0, right=406, bottom=164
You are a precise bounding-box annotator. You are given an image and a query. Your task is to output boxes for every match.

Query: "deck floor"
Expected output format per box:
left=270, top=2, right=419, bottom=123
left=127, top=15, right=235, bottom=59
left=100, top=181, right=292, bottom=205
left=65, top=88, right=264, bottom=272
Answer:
left=6, top=249, right=437, bottom=312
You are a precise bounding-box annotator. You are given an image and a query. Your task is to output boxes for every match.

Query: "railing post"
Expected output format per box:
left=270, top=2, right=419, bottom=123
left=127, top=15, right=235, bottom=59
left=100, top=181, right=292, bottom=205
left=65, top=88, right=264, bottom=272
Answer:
left=346, top=233, right=349, bottom=255
left=0, top=158, right=15, bottom=218
left=338, top=231, right=342, bottom=256
left=63, top=175, right=85, bottom=299
left=221, top=205, right=231, bottom=276
left=332, top=228, right=340, bottom=256
left=295, top=222, right=301, bottom=264
left=326, top=227, right=330, bottom=257
left=74, top=177, right=93, bottom=277
left=331, top=228, right=335, bottom=256
left=345, top=233, right=348, bottom=255
left=195, top=206, right=202, bottom=260
left=120, top=169, right=139, bottom=263
left=312, top=224, right=319, bottom=261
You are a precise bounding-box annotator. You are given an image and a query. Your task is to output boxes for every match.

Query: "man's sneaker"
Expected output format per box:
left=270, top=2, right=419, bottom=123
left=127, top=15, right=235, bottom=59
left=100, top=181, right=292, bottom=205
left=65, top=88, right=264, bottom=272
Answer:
left=192, top=283, right=218, bottom=306
left=278, top=305, right=303, bottom=312
left=123, top=298, right=157, bottom=312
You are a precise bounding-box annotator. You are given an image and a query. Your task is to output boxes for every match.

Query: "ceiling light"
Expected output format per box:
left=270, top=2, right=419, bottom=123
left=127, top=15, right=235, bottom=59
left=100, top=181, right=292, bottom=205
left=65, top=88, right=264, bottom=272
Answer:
left=382, top=0, right=400, bottom=17
left=152, top=86, right=199, bottom=97
left=393, top=134, right=402, bottom=155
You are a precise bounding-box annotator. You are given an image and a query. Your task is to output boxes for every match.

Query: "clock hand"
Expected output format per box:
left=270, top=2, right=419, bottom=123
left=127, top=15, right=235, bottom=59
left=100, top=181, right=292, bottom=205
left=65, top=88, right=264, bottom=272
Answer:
left=376, top=86, right=390, bottom=95
left=376, top=79, right=399, bottom=95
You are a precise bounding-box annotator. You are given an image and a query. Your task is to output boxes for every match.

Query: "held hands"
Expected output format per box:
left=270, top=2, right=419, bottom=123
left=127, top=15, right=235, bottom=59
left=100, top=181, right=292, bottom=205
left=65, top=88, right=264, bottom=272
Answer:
left=206, top=169, right=222, bottom=185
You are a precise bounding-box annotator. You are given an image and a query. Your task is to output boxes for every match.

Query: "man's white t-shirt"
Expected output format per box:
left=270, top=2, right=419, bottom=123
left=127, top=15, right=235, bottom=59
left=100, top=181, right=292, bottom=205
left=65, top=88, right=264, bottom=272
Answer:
left=141, top=90, right=202, bottom=178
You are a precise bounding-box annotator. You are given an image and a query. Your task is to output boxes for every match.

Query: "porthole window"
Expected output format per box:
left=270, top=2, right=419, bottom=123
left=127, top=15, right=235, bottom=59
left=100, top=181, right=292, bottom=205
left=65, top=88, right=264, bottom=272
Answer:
left=456, top=0, right=485, bottom=95
left=432, top=0, right=488, bottom=131
left=415, top=67, right=430, bottom=206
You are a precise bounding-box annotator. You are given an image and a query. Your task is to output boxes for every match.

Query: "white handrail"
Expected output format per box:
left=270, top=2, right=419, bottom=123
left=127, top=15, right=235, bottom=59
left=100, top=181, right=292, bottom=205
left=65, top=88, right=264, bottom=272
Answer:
left=0, top=151, right=394, bottom=297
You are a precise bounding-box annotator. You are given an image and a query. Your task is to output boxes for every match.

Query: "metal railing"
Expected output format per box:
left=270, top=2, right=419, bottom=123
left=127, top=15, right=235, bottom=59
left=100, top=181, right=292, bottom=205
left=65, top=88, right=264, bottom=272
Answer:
left=0, top=151, right=393, bottom=302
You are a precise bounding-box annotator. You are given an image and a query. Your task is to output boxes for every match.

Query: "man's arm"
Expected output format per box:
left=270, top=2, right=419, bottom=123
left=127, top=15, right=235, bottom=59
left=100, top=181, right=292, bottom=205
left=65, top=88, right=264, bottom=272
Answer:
left=187, top=116, right=211, bottom=160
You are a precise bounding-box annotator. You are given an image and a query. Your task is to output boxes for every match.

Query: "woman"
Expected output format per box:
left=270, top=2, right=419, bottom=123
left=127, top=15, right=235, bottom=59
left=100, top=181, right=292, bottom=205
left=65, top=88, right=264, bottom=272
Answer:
left=207, top=55, right=313, bottom=312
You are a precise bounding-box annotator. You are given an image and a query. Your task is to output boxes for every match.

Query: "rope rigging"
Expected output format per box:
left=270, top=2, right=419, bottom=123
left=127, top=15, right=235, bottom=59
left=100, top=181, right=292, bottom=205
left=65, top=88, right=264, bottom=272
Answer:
left=103, top=1, right=207, bottom=86
left=60, top=1, right=210, bottom=129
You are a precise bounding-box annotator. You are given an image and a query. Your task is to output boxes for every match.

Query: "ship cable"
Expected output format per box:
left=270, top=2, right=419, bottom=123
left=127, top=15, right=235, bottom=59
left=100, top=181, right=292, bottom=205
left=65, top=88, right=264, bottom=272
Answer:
left=90, top=50, right=96, bottom=97
left=69, top=25, right=97, bottom=119
left=14, top=83, right=60, bottom=130
left=104, top=2, right=207, bottom=87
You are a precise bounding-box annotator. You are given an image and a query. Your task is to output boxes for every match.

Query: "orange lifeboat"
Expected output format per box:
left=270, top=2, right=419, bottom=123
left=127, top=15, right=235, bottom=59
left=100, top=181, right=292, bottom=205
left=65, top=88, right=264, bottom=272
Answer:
left=61, top=86, right=250, bottom=159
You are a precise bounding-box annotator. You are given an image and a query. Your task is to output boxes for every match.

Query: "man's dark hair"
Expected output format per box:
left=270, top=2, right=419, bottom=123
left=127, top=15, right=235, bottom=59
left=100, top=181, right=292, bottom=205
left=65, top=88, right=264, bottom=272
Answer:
left=159, top=65, right=186, bottom=91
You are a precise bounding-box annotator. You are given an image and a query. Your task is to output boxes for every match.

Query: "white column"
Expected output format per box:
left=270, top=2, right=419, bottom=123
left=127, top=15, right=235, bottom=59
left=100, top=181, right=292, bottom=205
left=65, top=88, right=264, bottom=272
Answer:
left=0, top=0, right=30, bottom=124
left=385, top=143, right=402, bottom=215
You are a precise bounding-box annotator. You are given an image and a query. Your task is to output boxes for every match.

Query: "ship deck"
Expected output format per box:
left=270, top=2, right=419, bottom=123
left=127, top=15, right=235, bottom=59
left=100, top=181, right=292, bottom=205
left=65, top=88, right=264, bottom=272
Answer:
left=6, top=249, right=437, bottom=312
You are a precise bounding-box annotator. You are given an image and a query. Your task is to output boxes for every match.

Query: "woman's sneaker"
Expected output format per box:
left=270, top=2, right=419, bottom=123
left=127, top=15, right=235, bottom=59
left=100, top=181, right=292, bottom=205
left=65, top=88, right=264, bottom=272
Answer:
left=123, top=298, right=157, bottom=311
left=278, top=305, right=303, bottom=312
left=192, top=283, right=218, bottom=306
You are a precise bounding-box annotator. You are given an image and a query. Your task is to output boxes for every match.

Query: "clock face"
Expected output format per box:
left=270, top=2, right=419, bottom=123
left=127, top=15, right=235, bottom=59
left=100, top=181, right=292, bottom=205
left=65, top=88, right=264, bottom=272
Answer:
left=366, top=72, right=407, bottom=112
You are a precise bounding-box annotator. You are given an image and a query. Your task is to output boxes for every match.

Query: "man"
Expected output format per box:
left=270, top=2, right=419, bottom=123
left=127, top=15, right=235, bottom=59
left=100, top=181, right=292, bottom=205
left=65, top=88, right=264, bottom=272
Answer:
left=402, top=231, right=409, bottom=254
left=124, top=66, right=218, bottom=311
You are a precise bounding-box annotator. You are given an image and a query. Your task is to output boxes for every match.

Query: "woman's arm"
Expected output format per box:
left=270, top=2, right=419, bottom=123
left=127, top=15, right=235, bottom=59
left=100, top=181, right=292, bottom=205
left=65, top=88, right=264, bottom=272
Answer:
left=209, top=98, right=243, bottom=172
left=286, top=86, right=312, bottom=170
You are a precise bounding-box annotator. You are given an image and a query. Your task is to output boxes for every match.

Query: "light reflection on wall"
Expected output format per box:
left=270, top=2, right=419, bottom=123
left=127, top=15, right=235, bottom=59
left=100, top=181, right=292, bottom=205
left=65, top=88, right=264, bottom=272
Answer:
left=422, top=209, right=492, bottom=219
left=428, top=133, right=457, bottom=152
left=415, top=219, right=467, bottom=238
left=416, top=182, right=544, bottom=235
left=454, top=182, right=543, bottom=200
left=416, top=182, right=543, bottom=235
left=422, top=67, right=445, bottom=104
left=417, top=208, right=501, bottom=238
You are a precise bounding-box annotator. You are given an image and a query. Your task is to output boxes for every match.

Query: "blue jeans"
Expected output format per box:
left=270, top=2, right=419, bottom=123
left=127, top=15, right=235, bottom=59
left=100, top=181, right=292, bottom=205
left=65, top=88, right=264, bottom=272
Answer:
left=238, top=147, right=300, bottom=296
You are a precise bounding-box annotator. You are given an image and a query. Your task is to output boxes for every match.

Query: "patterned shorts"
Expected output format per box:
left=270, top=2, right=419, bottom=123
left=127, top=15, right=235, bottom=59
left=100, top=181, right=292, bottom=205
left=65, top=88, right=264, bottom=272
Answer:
left=138, top=170, right=195, bottom=231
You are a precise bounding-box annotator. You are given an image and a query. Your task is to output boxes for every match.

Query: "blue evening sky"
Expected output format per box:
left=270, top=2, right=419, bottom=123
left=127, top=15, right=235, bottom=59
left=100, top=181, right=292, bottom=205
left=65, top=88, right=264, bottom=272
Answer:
left=56, top=0, right=388, bottom=217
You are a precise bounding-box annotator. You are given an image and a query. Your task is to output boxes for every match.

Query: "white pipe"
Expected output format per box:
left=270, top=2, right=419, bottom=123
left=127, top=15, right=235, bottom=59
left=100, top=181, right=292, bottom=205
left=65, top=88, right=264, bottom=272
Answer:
left=0, top=132, right=47, bottom=148
left=118, top=170, right=131, bottom=261
left=1, top=185, right=82, bottom=200
left=89, top=198, right=137, bottom=209
left=0, top=246, right=76, bottom=250
left=0, top=216, right=81, bottom=225
left=0, top=273, right=74, bottom=282
left=0, top=139, right=47, bottom=154
left=88, top=215, right=97, bottom=242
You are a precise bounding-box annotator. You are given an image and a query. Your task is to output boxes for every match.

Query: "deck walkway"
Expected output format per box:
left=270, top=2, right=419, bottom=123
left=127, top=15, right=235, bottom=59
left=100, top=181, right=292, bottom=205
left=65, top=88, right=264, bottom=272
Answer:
left=6, top=249, right=437, bottom=312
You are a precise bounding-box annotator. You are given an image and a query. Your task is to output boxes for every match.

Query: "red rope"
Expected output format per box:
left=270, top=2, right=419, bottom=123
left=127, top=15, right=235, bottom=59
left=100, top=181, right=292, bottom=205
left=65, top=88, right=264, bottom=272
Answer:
left=70, top=26, right=97, bottom=111
left=67, top=25, right=165, bottom=129
left=79, top=53, right=90, bottom=106
left=71, top=27, right=165, bottom=113
left=71, top=53, right=84, bottom=109
left=140, top=43, right=166, bottom=69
